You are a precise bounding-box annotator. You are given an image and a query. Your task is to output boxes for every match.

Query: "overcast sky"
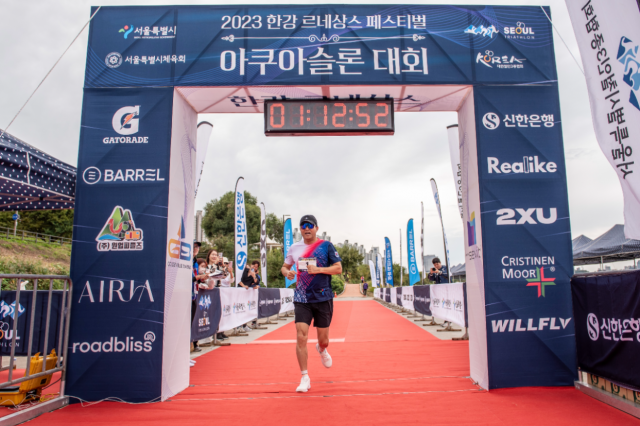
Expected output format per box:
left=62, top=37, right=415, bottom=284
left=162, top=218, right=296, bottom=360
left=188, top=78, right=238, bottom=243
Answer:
left=0, top=0, right=628, bottom=271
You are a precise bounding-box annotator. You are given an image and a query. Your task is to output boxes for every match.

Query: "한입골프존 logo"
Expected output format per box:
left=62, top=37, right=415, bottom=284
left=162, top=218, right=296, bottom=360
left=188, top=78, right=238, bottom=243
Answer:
left=96, top=206, right=143, bottom=252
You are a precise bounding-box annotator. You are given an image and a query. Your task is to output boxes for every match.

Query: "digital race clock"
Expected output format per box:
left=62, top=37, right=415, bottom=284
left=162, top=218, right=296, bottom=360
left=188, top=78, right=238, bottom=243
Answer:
left=264, top=99, right=394, bottom=136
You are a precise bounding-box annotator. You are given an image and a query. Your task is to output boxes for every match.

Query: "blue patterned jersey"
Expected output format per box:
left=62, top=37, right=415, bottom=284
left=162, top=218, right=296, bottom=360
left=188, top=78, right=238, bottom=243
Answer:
left=285, top=239, right=342, bottom=303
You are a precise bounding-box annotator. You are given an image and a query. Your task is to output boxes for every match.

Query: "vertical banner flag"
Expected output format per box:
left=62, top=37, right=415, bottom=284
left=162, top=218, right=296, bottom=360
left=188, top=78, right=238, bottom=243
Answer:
left=368, top=260, right=378, bottom=287
left=376, top=253, right=385, bottom=287
left=384, top=237, right=394, bottom=287
left=194, top=122, right=212, bottom=197
left=430, top=178, right=451, bottom=270
left=234, top=177, right=247, bottom=287
left=260, top=202, right=267, bottom=287
left=447, top=124, right=463, bottom=220
left=566, top=0, right=640, bottom=239
left=284, top=218, right=296, bottom=288
left=399, top=229, right=403, bottom=286
left=407, top=219, right=420, bottom=286
left=421, top=202, right=425, bottom=284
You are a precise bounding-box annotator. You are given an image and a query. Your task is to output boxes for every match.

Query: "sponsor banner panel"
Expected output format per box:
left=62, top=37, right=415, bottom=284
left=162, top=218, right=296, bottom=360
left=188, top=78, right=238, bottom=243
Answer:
left=572, top=271, right=640, bottom=390
left=395, top=287, right=403, bottom=306
left=191, top=289, right=221, bottom=342
left=566, top=0, right=640, bottom=239
left=430, top=283, right=466, bottom=327
left=0, top=291, right=64, bottom=356
left=86, top=5, right=555, bottom=89
left=368, top=260, right=378, bottom=287
left=475, top=85, right=576, bottom=388
left=284, top=219, right=296, bottom=288
left=390, top=288, right=397, bottom=306
left=385, top=288, right=391, bottom=303
left=374, top=288, right=380, bottom=299
left=279, top=288, right=295, bottom=313
left=68, top=88, right=173, bottom=402
left=413, top=285, right=432, bottom=316
left=218, top=288, right=259, bottom=332
left=401, top=286, right=415, bottom=311
left=384, top=237, right=394, bottom=286
left=258, top=288, right=281, bottom=318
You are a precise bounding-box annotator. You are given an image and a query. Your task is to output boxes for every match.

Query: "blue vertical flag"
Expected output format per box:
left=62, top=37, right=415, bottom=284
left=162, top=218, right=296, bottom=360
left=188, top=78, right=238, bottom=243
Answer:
left=284, top=218, right=296, bottom=287
left=384, top=237, right=394, bottom=287
left=234, top=177, right=247, bottom=287
left=407, top=219, right=420, bottom=286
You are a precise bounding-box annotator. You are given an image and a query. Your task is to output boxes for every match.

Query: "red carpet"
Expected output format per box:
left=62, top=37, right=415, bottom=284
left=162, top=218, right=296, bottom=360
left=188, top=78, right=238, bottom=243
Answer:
left=28, top=300, right=637, bottom=425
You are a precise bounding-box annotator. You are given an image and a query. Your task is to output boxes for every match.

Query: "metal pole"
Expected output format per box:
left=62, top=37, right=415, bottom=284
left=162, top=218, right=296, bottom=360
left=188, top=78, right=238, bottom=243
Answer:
left=8, top=279, right=22, bottom=381
left=59, top=279, right=73, bottom=397
left=399, top=229, right=403, bottom=287
left=56, top=279, right=68, bottom=368
left=41, top=279, right=54, bottom=372
left=25, top=279, right=38, bottom=377
left=13, top=219, right=17, bottom=237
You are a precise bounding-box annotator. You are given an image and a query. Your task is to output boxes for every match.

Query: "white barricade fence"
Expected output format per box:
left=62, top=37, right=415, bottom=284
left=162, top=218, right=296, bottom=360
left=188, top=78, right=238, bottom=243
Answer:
left=430, top=283, right=466, bottom=327
left=401, top=286, right=415, bottom=311
left=279, top=288, right=294, bottom=313
left=390, top=287, right=397, bottom=305
left=218, top=287, right=259, bottom=332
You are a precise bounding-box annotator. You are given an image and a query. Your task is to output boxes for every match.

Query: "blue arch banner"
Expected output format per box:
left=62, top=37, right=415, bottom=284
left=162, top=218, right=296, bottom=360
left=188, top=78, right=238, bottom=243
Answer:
left=86, top=5, right=555, bottom=88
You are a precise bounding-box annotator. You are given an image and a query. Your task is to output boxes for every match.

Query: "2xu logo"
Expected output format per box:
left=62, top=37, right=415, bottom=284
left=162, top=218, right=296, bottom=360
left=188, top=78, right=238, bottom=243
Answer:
left=496, top=208, right=557, bottom=225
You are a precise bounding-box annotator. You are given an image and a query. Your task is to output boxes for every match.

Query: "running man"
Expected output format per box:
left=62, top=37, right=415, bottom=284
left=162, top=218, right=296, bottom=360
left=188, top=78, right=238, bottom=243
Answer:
left=281, top=215, right=342, bottom=393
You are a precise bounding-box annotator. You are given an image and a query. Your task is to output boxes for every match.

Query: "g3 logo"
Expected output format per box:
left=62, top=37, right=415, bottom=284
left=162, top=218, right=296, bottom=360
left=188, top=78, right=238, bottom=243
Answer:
left=483, top=112, right=500, bottom=130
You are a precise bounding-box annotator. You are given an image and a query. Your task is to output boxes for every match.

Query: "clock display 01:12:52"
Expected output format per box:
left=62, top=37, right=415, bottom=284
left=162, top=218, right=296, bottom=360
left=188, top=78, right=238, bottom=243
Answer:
left=264, top=99, right=394, bottom=136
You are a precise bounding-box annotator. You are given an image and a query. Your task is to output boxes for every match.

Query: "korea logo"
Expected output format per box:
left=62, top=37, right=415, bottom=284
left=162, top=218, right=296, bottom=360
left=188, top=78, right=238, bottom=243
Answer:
left=105, top=52, right=123, bottom=69
left=587, top=313, right=599, bottom=341
left=483, top=112, right=500, bottom=130
left=112, top=106, right=140, bottom=136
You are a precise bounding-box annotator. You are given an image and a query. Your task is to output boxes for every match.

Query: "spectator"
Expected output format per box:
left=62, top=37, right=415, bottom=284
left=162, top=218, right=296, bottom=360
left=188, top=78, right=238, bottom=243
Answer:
left=220, top=257, right=234, bottom=287
left=238, top=260, right=261, bottom=331
left=191, top=242, right=207, bottom=364
left=202, top=249, right=229, bottom=341
left=362, top=281, right=368, bottom=297
left=428, top=257, right=449, bottom=284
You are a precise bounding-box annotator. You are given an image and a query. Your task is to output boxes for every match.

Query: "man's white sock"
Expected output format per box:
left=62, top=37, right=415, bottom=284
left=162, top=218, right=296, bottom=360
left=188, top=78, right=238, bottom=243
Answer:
left=301, top=370, right=308, bottom=376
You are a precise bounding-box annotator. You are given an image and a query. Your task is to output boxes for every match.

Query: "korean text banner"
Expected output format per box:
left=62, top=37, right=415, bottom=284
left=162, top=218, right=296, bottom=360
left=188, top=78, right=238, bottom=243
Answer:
left=384, top=237, right=394, bottom=286
left=571, top=270, right=640, bottom=391
left=566, top=0, right=640, bottom=239
left=406, top=219, right=420, bottom=285
left=68, top=88, right=173, bottom=402
left=260, top=203, right=267, bottom=286
left=368, top=260, right=378, bottom=287
left=284, top=218, right=296, bottom=287
left=376, top=253, right=384, bottom=287
left=234, top=178, right=247, bottom=286
left=474, top=84, right=576, bottom=389
left=86, top=5, right=556, bottom=88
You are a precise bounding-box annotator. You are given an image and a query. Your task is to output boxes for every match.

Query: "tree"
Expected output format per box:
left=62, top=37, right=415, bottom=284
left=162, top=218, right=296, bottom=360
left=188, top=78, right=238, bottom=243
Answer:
left=0, top=210, right=74, bottom=238
left=336, top=245, right=364, bottom=282
left=266, top=248, right=286, bottom=288
left=202, top=191, right=262, bottom=258
left=266, top=213, right=284, bottom=244
left=392, top=263, right=410, bottom=286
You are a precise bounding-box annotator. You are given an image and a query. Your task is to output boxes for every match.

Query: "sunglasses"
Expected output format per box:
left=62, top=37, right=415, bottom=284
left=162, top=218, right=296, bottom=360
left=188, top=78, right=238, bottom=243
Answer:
left=301, top=222, right=315, bottom=230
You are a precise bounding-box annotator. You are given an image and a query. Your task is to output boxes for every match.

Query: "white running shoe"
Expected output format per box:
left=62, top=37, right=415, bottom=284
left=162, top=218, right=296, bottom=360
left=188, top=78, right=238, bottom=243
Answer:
left=316, top=343, right=332, bottom=368
left=244, top=326, right=252, bottom=332
left=296, top=375, right=311, bottom=393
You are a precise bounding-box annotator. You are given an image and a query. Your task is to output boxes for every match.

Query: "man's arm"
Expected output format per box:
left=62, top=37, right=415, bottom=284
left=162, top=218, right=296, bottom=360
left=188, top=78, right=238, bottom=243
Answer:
left=307, top=261, right=342, bottom=276
left=281, top=262, right=296, bottom=280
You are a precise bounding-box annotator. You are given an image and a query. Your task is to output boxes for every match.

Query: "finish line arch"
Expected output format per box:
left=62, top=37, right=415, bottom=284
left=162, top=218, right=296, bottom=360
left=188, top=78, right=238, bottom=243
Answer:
left=69, top=4, right=575, bottom=402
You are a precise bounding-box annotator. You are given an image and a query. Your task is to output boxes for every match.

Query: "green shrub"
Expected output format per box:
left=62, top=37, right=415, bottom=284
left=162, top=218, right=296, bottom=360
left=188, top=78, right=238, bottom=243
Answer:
left=331, top=275, right=345, bottom=295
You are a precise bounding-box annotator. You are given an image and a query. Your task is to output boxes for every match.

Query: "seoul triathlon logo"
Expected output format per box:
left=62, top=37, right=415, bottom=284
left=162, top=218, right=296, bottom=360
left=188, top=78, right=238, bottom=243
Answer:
left=105, top=52, right=123, bottom=68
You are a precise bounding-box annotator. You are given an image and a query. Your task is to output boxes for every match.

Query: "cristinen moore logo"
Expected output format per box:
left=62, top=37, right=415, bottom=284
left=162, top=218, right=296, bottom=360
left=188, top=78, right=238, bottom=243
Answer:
left=483, top=112, right=500, bottom=130
left=112, top=106, right=140, bottom=136
left=105, top=52, right=123, bottom=68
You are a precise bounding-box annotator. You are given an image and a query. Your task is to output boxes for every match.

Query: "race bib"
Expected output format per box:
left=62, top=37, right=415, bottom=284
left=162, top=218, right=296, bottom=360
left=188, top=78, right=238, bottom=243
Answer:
left=297, top=257, right=317, bottom=271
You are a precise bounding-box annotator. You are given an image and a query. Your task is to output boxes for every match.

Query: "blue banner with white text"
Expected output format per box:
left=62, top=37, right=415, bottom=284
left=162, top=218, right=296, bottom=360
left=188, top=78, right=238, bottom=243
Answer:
left=407, top=219, right=420, bottom=286
left=86, top=5, right=555, bottom=89
left=384, top=237, right=394, bottom=286
left=284, top=218, right=296, bottom=287
left=68, top=88, right=173, bottom=402
left=474, top=84, right=576, bottom=388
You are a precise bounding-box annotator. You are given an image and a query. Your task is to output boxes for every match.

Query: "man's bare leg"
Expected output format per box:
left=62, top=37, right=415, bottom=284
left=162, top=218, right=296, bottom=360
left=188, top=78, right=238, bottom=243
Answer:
left=296, top=322, right=309, bottom=371
left=316, top=327, right=330, bottom=351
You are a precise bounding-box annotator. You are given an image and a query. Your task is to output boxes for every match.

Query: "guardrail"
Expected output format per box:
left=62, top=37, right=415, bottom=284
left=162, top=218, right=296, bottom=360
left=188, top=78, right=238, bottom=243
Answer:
left=0, top=274, right=73, bottom=425
left=0, top=226, right=71, bottom=246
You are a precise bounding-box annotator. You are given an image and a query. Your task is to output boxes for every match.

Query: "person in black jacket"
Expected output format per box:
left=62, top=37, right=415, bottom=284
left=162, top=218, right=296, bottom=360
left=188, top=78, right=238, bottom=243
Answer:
left=428, top=257, right=449, bottom=284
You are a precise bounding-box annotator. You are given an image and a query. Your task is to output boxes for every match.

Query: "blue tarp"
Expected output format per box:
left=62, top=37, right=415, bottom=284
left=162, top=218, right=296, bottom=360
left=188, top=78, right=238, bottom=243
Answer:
left=0, top=129, right=75, bottom=211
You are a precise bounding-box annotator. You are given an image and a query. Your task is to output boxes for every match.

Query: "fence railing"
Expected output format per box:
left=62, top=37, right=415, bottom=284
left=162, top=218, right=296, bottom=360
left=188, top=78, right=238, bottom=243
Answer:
left=0, top=274, right=72, bottom=425
left=0, top=226, right=71, bottom=246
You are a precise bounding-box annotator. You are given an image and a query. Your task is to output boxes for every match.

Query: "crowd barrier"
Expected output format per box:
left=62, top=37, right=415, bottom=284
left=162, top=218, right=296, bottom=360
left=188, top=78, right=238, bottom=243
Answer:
left=572, top=270, right=640, bottom=411
left=374, top=284, right=468, bottom=330
left=191, top=287, right=295, bottom=342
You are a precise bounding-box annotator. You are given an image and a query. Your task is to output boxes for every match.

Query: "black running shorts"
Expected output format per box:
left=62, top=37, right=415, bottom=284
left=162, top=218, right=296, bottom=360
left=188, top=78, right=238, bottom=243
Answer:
left=294, top=299, right=333, bottom=328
